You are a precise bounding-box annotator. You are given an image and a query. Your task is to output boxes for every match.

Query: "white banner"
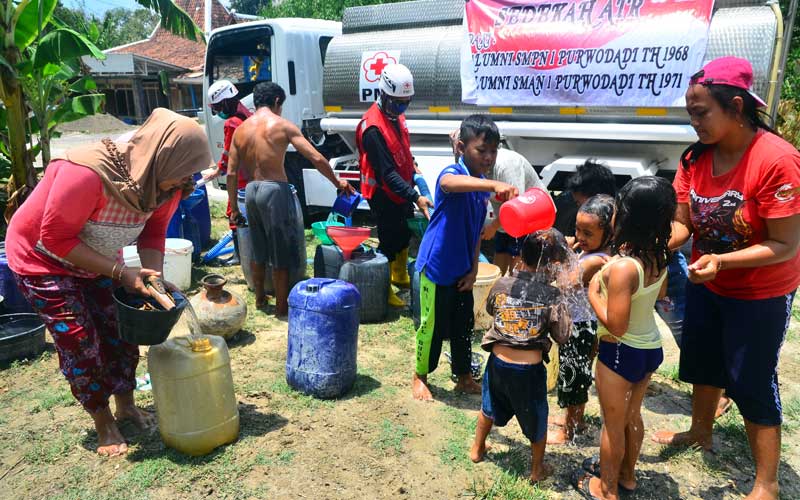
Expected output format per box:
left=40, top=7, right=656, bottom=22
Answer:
left=461, top=0, right=715, bottom=107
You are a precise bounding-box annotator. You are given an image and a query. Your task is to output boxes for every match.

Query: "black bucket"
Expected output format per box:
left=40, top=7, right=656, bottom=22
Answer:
left=113, top=288, right=187, bottom=345
left=0, top=313, right=46, bottom=363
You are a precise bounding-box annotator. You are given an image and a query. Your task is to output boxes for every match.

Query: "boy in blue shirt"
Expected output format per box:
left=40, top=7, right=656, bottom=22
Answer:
left=413, top=115, right=518, bottom=401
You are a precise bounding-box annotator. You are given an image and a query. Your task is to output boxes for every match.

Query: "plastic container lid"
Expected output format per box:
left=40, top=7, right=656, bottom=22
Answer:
left=288, top=278, right=360, bottom=313
left=165, top=238, right=194, bottom=256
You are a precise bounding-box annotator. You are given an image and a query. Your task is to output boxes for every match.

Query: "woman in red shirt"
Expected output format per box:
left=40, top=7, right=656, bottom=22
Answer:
left=652, top=57, right=800, bottom=500
left=6, top=108, right=211, bottom=457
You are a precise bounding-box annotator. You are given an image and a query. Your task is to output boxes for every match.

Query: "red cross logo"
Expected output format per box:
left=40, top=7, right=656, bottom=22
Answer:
left=363, top=52, right=397, bottom=83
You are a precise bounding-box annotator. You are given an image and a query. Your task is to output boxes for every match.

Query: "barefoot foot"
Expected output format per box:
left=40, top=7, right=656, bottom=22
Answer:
left=469, top=443, right=491, bottom=463
left=651, top=429, right=712, bottom=451
left=114, top=404, right=157, bottom=431
left=530, top=462, right=554, bottom=484
left=454, top=377, right=481, bottom=395
left=412, top=374, right=434, bottom=401
left=91, top=408, right=128, bottom=457
left=744, top=482, right=779, bottom=500
left=547, top=426, right=573, bottom=445
left=715, top=395, right=733, bottom=419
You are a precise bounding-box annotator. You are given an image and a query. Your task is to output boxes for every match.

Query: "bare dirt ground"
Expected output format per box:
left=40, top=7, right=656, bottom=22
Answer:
left=0, top=209, right=799, bottom=500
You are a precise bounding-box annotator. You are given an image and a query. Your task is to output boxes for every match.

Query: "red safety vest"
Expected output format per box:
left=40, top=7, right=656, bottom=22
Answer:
left=355, top=102, right=414, bottom=205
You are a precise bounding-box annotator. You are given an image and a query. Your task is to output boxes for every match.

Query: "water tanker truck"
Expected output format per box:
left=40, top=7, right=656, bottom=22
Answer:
left=203, top=0, right=797, bottom=214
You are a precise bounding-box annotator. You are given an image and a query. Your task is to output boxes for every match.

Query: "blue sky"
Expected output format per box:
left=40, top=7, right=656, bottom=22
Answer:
left=63, top=0, right=230, bottom=17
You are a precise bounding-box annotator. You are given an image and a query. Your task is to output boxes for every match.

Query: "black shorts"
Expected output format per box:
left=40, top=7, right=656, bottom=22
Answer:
left=481, top=354, right=548, bottom=443
left=245, top=181, right=304, bottom=270
left=679, top=283, right=796, bottom=426
left=415, top=272, right=474, bottom=376
left=557, top=321, right=596, bottom=408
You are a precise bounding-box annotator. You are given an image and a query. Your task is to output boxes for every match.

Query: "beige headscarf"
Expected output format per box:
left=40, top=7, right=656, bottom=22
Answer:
left=62, top=108, right=212, bottom=214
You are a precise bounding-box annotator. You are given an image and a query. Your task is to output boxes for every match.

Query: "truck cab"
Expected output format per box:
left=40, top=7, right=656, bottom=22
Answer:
left=203, top=18, right=345, bottom=215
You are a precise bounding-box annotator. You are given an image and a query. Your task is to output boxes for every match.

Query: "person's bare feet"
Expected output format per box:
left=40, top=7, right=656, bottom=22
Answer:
left=618, top=473, right=637, bottom=492
left=454, top=375, right=481, bottom=395
left=548, top=413, right=587, bottom=433
left=91, top=408, right=128, bottom=457
left=114, top=392, right=157, bottom=431
left=744, top=482, right=779, bottom=500
left=651, top=429, right=712, bottom=451
left=412, top=373, right=433, bottom=401
left=114, top=404, right=157, bottom=431
left=530, top=462, right=554, bottom=484
left=470, top=442, right=491, bottom=462
left=715, top=395, right=733, bottom=419
left=547, top=426, right=573, bottom=445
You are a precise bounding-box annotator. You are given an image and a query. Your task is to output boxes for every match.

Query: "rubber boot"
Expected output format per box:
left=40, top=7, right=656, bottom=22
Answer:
left=388, top=284, right=406, bottom=307
left=391, top=248, right=411, bottom=288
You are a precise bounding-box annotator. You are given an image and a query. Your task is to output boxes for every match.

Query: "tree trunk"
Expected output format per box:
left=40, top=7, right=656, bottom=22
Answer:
left=40, top=128, right=51, bottom=170
left=1, top=43, right=36, bottom=220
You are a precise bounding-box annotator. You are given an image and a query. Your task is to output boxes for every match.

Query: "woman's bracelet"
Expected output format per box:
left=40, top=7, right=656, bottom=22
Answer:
left=712, top=254, right=723, bottom=272
left=116, top=264, right=127, bottom=281
left=111, top=262, right=119, bottom=280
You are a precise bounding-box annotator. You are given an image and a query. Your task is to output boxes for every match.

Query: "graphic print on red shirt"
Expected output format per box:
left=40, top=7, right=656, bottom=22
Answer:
left=674, top=130, right=800, bottom=300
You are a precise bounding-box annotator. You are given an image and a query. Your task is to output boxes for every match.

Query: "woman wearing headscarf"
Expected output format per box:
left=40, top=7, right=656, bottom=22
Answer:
left=652, top=58, right=800, bottom=500
left=6, top=108, right=211, bottom=457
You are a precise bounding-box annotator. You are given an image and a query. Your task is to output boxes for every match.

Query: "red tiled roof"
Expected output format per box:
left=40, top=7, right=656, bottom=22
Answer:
left=110, top=0, right=236, bottom=72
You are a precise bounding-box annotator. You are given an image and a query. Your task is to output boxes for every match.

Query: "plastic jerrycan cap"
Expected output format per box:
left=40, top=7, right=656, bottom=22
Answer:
left=306, top=279, right=335, bottom=293
left=189, top=336, right=213, bottom=352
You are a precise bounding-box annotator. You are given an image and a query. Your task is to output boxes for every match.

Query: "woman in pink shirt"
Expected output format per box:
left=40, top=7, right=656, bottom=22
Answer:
left=6, top=108, right=211, bottom=457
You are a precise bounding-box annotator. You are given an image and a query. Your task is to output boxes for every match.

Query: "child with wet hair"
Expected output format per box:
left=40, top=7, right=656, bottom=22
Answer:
left=470, top=228, right=572, bottom=483
left=549, top=194, right=615, bottom=444
left=576, top=176, right=675, bottom=500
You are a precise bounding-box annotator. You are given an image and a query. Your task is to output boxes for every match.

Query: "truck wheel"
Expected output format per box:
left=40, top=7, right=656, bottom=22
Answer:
left=285, top=152, right=311, bottom=226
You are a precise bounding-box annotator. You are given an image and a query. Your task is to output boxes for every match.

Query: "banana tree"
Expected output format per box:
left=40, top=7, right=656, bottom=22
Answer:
left=21, top=28, right=107, bottom=168
left=1, top=0, right=202, bottom=220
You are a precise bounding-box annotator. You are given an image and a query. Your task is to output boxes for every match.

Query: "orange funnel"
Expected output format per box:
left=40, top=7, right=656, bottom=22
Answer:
left=326, top=226, right=371, bottom=260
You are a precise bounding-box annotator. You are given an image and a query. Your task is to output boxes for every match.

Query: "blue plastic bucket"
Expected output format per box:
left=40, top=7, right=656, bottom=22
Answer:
left=332, top=191, right=362, bottom=218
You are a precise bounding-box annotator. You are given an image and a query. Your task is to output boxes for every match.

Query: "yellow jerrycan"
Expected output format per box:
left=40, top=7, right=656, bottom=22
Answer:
left=148, top=334, right=239, bottom=456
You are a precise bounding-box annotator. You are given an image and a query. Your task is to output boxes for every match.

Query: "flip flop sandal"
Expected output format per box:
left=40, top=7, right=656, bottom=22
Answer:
left=581, top=456, right=636, bottom=494
left=573, top=470, right=601, bottom=500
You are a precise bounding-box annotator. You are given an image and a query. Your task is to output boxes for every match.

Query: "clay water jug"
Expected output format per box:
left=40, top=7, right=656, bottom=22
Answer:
left=189, top=274, right=247, bottom=340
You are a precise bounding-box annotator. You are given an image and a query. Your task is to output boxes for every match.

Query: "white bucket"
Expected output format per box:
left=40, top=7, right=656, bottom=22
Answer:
left=120, top=238, right=194, bottom=290
left=472, top=262, right=502, bottom=331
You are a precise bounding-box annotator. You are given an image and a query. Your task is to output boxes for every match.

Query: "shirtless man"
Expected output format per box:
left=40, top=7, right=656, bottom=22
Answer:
left=228, top=82, right=353, bottom=315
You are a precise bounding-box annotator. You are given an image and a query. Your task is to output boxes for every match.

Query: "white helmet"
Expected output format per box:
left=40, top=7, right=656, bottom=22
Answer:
left=379, top=64, right=414, bottom=98
left=208, top=80, right=238, bottom=105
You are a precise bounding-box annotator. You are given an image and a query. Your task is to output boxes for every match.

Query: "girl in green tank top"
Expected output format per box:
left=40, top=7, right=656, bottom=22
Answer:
left=576, top=177, right=676, bottom=500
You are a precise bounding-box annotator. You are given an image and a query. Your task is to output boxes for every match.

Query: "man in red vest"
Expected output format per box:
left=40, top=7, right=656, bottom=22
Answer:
left=356, top=64, right=432, bottom=307
left=204, top=79, right=252, bottom=264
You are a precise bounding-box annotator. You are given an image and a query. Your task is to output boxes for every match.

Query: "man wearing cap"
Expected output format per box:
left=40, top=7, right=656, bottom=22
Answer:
left=356, top=63, right=433, bottom=307
left=646, top=56, right=800, bottom=500
left=204, top=80, right=252, bottom=265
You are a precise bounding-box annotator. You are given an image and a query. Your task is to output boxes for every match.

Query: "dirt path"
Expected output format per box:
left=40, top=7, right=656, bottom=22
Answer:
left=1, top=224, right=799, bottom=500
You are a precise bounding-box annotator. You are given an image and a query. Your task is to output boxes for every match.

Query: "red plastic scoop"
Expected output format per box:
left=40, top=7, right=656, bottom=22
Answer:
left=326, top=226, right=371, bottom=260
